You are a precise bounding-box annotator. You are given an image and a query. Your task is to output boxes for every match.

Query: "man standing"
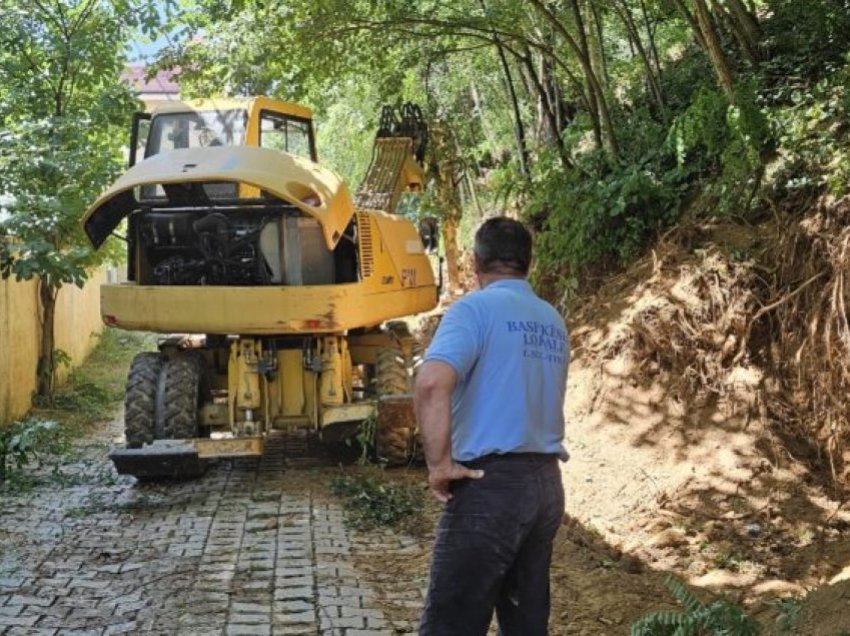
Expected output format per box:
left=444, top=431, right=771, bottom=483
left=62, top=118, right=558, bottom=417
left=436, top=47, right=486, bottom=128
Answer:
left=415, top=217, right=570, bottom=635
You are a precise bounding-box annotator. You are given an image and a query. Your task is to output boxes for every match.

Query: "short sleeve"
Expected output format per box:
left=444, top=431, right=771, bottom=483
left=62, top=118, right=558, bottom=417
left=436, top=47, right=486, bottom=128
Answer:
left=424, top=299, right=482, bottom=379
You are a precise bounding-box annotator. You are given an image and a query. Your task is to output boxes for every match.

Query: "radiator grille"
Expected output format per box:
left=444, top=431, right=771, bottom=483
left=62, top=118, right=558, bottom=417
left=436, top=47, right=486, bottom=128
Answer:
left=358, top=212, right=375, bottom=278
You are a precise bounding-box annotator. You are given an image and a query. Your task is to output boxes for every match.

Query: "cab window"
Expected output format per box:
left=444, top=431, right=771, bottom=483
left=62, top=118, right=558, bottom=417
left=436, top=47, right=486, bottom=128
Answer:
left=145, top=109, right=248, bottom=157
left=260, top=111, right=315, bottom=160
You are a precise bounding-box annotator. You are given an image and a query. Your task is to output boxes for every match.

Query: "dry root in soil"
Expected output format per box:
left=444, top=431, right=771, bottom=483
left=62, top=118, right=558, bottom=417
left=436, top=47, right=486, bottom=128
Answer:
left=576, top=196, right=850, bottom=483
left=628, top=239, right=761, bottom=405
left=757, top=195, right=850, bottom=481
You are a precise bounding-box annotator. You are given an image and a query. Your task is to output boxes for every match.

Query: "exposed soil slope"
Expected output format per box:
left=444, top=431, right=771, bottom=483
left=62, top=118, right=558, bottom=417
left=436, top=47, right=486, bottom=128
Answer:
left=557, top=212, right=850, bottom=634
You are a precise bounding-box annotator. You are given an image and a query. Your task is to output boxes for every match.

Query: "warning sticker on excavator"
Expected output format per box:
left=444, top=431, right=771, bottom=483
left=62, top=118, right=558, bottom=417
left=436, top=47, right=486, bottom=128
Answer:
left=401, top=268, right=417, bottom=287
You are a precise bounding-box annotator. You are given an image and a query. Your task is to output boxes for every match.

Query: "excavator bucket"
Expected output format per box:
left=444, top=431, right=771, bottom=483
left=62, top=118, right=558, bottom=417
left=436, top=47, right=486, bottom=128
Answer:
left=355, top=103, right=428, bottom=214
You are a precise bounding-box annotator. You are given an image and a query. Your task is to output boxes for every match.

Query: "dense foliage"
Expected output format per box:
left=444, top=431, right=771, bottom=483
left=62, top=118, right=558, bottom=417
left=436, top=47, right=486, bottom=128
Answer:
left=155, top=1, right=850, bottom=300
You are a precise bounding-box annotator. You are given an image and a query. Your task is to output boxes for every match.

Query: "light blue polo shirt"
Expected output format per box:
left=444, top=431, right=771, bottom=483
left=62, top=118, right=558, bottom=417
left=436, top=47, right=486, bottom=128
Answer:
left=424, top=278, right=569, bottom=462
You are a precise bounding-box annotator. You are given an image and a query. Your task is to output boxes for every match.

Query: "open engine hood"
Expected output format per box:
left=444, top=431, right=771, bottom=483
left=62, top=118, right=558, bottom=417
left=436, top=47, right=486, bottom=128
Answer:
left=82, top=146, right=355, bottom=249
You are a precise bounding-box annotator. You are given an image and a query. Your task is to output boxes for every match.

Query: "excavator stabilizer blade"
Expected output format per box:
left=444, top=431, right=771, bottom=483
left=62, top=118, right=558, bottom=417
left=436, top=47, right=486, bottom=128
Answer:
left=109, top=441, right=206, bottom=480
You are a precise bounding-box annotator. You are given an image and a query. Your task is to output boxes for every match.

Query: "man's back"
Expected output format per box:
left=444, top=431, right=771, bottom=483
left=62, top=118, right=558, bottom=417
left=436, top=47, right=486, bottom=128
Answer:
left=425, top=278, right=569, bottom=461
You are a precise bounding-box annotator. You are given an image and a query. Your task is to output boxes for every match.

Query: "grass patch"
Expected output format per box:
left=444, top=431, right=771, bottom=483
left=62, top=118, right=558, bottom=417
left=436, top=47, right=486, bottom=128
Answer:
left=32, top=328, right=156, bottom=430
left=330, top=470, right=425, bottom=533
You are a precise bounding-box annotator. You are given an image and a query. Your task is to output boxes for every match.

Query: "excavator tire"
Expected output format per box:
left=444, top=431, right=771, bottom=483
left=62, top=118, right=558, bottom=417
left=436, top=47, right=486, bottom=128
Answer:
left=375, top=346, right=415, bottom=466
left=376, top=346, right=411, bottom=395
left=157, top=355, right=202, bottom=440
left=124, top=352, right=164, bottom=448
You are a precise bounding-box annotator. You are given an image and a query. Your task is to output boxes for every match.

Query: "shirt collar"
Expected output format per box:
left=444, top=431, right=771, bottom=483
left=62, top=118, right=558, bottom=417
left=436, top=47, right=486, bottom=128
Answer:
left=484, top=278, right=532, bottom=292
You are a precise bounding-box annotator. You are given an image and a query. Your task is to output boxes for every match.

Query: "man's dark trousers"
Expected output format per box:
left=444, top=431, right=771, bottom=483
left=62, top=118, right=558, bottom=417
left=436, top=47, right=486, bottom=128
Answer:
left=419, top=454, right=565, bottom=635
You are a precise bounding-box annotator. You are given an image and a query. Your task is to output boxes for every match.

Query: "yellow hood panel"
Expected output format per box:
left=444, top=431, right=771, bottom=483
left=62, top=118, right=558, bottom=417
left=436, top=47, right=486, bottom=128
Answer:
left=82, top=146, right=354, bottom=249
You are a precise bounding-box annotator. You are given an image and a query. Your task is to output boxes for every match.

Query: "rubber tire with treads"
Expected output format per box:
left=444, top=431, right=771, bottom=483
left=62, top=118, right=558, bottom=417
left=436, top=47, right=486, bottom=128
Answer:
left=157, top=355, right=202, bottom=440
left=375, top=346, right=415, bottom=466
left=124, top=352, right=164, bottom=448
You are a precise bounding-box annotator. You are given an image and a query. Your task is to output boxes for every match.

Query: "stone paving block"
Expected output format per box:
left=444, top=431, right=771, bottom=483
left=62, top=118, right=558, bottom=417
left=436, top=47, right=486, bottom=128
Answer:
left=102, top=621, right=138, bottom=634
left=231, top=601, right=270, bottom=614
left=273, top=587, right=313, bottom=601
left=271, top=626, right=317, bottom=635
left=340, top=606, right=384, bottom=620
left=5, top=628, right=57, bottom=636
left=274, top=576, right=313, bottom=589
left=7, top=595, right=55, bottom=608
left=113, top=600, right=148, bottom=615
left=240, top=581, right=272, bottom=591
left=29, top=604, right=70, bottom=620
left=273, top=610, right=316, bottom=625
left=272, top=600, right=313, bottom=614
left=275, top=567, right=312, bottom=578
left=319, top=614, right=364, bottom=629
left=227, top=623, right=271, bottom=635
left=187, top=590, right=231, bottom=603
left=0, top=615, right=38, bottom=627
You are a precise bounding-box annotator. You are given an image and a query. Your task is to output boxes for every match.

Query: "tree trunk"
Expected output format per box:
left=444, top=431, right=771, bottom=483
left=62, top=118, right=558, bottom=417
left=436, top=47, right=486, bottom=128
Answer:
left=614, top=0, right=665, bottom=111
left=494, top=43, right=531, bottom=178
left=37, top=280, right=58, bottom=397
left=568, top=0, right=602, bottom=149
left=711, top=0, right=760, bottom=63
left=529, top=0, right=619, bottom=157
left=588, top=1, right=610, bottom=87
left=478, top=0, right=530, bottom=178
left=639, top=0, right=663, bottom=80
left=441, top=215, right=462, bottom=293
left=469, top=83, right=500, bottom=165
left=519, top=49, right=573, bottom=168
left=693, top=0, right=736, bottom=98
left=673, top=0, right=708, bottom=49
left=726, top=0, right=761, bottom=47
left=429, top=123, right=464, bottom=294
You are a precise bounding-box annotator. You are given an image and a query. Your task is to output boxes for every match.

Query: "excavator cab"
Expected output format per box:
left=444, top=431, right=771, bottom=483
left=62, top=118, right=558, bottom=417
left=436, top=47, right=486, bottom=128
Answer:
left=130, top=98, right=317, bottom=166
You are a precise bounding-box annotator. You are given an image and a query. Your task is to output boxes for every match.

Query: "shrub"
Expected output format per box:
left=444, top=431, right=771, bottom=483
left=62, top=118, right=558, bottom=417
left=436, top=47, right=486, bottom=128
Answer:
left=0, top=418, right=66, bottom=483
left=531, top=154, right=682, bottom=279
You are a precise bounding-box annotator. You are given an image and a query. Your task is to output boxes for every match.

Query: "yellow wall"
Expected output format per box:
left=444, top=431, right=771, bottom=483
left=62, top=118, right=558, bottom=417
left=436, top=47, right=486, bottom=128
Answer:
left=54, top=269, right=107, bottom=385
left=0, top=269, right=106, bottom=425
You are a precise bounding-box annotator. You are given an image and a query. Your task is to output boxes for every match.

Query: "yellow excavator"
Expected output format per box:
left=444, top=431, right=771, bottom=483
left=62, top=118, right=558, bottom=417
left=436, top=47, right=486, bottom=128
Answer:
left=82, top=96, right=439, bottom=478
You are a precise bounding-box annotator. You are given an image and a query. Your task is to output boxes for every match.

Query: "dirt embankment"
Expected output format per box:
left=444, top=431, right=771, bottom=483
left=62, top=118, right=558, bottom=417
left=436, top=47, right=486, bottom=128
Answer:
left=558, top=197, right=850, bottom=633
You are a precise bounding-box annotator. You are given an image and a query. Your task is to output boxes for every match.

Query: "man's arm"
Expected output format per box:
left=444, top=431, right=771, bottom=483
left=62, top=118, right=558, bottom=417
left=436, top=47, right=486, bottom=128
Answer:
left=414, top=360, right=483, bottom=503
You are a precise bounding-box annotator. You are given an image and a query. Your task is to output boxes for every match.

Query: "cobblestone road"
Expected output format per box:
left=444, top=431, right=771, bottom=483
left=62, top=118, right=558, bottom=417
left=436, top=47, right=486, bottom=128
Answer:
left=0, top=426, right=429, bottom=636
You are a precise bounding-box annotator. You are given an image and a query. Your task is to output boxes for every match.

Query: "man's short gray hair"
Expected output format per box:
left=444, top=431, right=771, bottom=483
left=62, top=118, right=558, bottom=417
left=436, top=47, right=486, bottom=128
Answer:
left=473, top=217, right=532, bottom=275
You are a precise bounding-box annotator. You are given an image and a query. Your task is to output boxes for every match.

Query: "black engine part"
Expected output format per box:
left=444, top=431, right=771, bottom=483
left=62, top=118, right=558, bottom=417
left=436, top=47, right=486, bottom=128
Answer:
left=138, top=209, right=274, bottom=286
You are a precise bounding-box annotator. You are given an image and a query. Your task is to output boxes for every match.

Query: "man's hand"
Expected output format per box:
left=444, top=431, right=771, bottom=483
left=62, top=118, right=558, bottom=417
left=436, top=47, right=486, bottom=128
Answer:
left=415, top=361, right=484, bottom=502
left=428, top=462, right=484, bottom=503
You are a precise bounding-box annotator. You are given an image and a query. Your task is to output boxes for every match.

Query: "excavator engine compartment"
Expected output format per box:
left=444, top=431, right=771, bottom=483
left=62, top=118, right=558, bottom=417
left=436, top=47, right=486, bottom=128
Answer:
left=130, top=199, right=359, bottom=287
